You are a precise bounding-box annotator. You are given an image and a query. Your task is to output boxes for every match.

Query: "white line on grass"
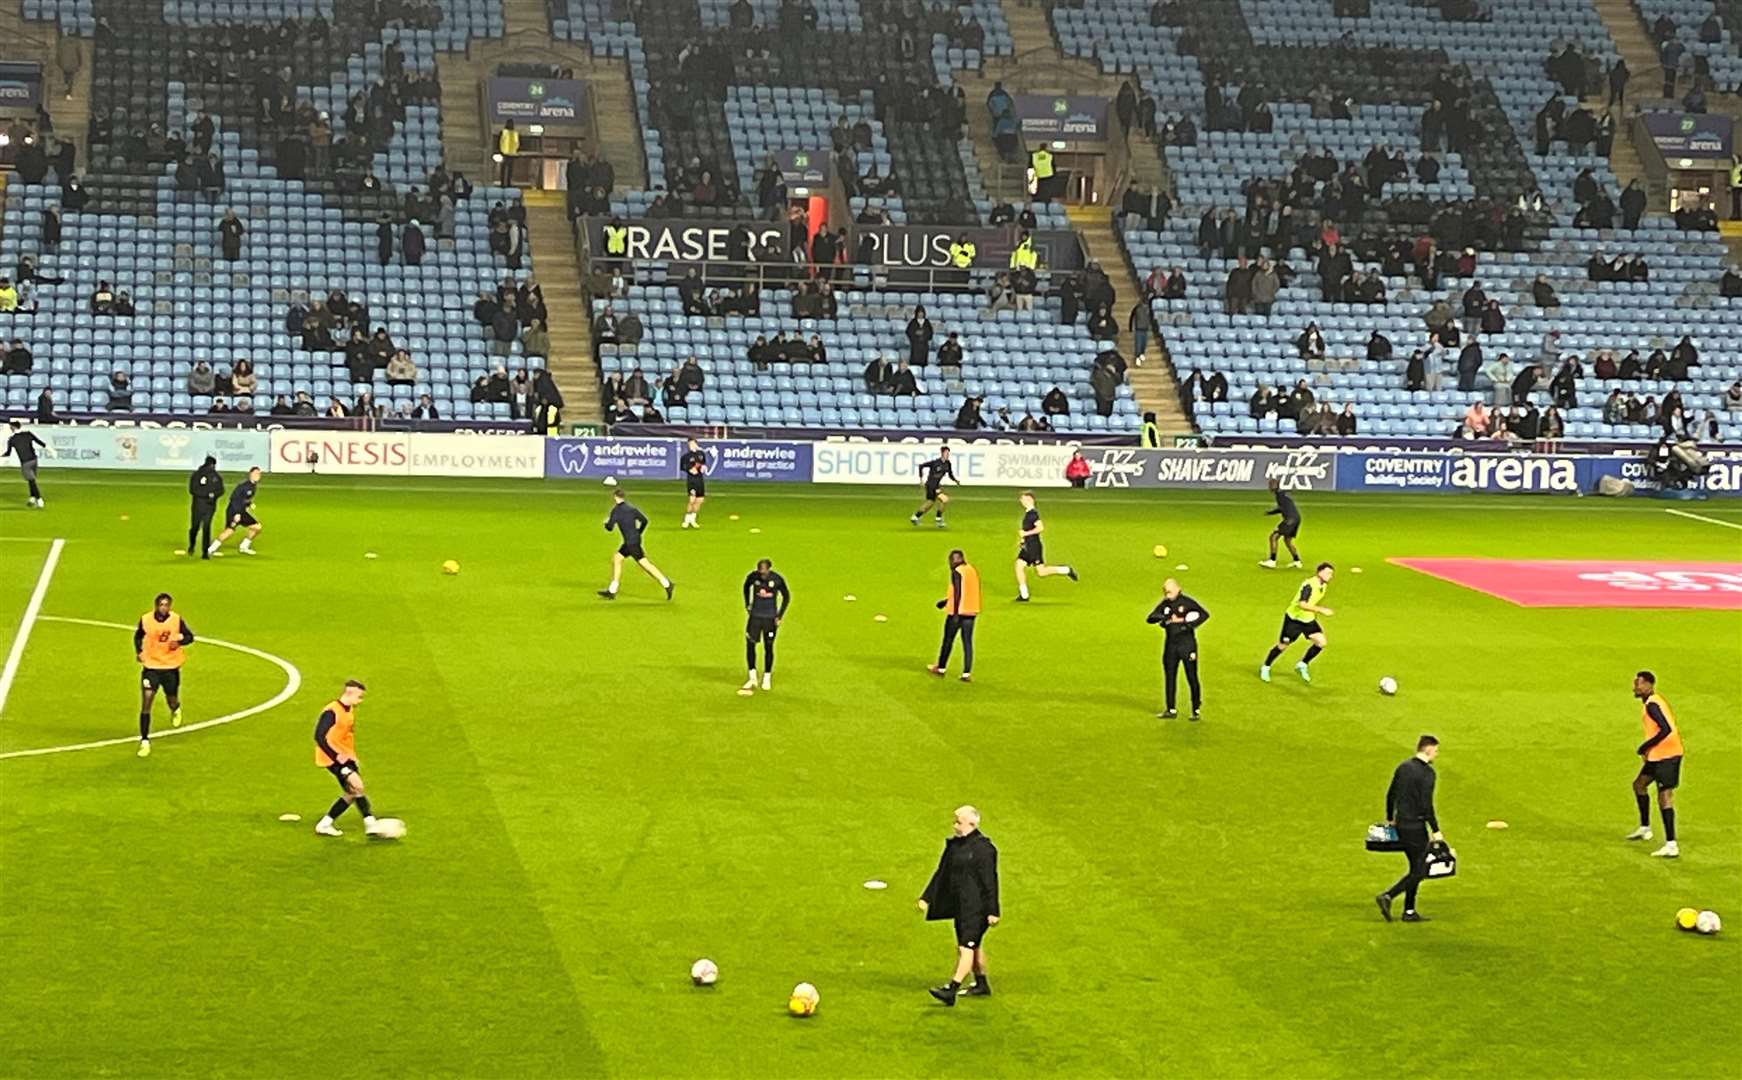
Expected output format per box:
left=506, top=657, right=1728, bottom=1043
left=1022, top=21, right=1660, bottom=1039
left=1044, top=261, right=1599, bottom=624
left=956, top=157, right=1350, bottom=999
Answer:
left=0, top=616, right=301, bottom=760
left=0, top=538, right=64, bottom=719
left=1664, top=508, right=1742, bottom=531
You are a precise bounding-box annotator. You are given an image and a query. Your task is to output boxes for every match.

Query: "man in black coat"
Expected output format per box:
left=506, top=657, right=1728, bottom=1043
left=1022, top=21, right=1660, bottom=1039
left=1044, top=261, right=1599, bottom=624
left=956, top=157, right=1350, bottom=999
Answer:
left=1147, top=577, right=1208, bottom=719
left=918, top=805, right=1000, bottom=1006
left=1376, top=735, right=1443, bottom=923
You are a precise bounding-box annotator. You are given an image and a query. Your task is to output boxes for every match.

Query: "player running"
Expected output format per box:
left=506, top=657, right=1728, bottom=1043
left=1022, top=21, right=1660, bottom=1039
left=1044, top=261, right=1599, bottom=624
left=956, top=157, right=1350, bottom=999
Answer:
left=134, top=592, right=193, bottom=757
left=1014, top=491, right=1077, bottom=601
left=313, top=680, right=392, bottom=838
left=740, top=559, right=791, bottom=692
left=598, top=488, right=673, bottom=600
left=1260, top=561, right=1334, bottom=684
left=910, top=447, right=957, bottom=528
left=1625, top=670, right=1684, bottom=858
left=208, top=465, right=263, bottom=557
left=679, top=437, right=707, bottom=529
left=4, top=419, right=46, bottom=507
left=1259, top=477, right=1302, bottom=568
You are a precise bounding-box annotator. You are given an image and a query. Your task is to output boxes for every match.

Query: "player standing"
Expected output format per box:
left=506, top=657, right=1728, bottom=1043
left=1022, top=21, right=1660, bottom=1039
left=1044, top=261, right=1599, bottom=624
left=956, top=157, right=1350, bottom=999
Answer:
left=598, top=488, right=673, bottom=600
left=928, top=549, right=980, bottom=681
left=911, top=446, right=956, bottom=528
left=1013, top=491, right=1077, bottom=600
left=3, top=419, right=46, bottom=507
left=1625, top=670, right=1684, bottom=858
left=740, top=558, right=790, bottom=692
left=184, top=455, right=224, bottom=559
left=134, top=592, right=193, bottom=757
left=313, top=680, right=391, bottom=838
left=679, top=438, right=707, bottom=529
left=1260, top=561, right=1334, bottom=683
left=208, top=465, right=263, bottom=557
left=1259, top=477, right=1303, bottom=568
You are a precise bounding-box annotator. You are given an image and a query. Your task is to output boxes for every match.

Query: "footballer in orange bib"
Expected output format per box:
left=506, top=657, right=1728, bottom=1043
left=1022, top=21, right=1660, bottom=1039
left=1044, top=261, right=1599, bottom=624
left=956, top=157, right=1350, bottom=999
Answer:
left=133, top=592, right=194, bottom=757
left=928, top=549, right=980, bottom=681
left=1627, top=670, right=1685, bottom=858
left=313, top=680, right=389, bottom=838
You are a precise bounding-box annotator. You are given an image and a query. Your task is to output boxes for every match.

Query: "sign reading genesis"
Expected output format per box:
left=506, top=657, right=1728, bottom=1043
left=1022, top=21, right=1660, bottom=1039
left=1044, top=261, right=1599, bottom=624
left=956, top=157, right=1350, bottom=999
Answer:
left=485, top=76, right=588, bottom=129
left=545, top=437, right=679, bottom=480
left=702, top=440, right=812, bottom=482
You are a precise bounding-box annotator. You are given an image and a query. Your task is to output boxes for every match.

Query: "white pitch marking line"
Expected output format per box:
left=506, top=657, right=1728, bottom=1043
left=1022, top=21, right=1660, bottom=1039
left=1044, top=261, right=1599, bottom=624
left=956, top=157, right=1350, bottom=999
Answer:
left=0, top=538, right=64, bottom=719
left=1664, top=508, right=1742, bottom=532
left=0, top=616, right=302, bottom=760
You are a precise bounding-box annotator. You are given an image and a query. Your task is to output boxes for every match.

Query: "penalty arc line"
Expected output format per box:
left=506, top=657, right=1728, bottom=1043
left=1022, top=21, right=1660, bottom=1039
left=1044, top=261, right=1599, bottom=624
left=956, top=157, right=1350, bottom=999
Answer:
left=0, top=538, right=64, bottom=719
left=1664, top=508, right=1742, bottom=532
left=0, top=616, right=302, bottom=760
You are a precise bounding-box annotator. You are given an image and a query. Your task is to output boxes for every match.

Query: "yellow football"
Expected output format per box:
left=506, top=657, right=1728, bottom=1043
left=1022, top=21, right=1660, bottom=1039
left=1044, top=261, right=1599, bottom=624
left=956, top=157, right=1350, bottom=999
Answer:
left=1152, top=544, right=1168, bottom=558
left=787, top=982, right=819, bottom=1016
left=1676, top=907, right=1700, bottom=931
left=441, top=559, right=460, bottom=575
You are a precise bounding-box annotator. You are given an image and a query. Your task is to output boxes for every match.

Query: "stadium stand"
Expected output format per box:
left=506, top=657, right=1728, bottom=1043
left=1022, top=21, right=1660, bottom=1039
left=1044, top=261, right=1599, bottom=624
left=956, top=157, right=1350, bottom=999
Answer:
left=1, top=0, right=548, bottom=423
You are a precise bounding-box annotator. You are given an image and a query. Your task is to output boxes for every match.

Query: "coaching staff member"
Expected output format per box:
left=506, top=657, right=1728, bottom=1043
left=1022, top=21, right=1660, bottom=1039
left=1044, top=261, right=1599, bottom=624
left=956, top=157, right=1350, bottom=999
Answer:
left=1146, top=577, right=1208, bottom=720
left=1376, top=735, right=1442, bottom=923
left=918, top=804, right=1000, bottom=1006
left=185, top=455, right=224, bottom=559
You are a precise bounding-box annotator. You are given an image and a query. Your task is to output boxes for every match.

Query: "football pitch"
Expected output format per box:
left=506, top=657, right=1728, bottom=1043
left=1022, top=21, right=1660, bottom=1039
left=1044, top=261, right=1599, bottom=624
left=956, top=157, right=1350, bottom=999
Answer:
left=1, top=472, right=1738, bottom=1079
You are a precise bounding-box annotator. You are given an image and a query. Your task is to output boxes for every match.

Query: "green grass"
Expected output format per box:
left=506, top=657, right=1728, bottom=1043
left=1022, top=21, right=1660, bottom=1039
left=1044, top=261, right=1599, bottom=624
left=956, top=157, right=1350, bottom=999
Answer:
left=1, top=472, right=1739, bottom=1079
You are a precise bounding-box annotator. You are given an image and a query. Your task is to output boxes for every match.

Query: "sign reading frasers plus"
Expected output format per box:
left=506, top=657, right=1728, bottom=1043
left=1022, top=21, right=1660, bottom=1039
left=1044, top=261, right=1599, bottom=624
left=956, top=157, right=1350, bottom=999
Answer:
left=485, top=77, right=587, bottom=130
left=1084, top=448, right=1337, bottom=490
left=703, top=440, right=812, bottom=482
left=545, top=437, right=679, bottom=480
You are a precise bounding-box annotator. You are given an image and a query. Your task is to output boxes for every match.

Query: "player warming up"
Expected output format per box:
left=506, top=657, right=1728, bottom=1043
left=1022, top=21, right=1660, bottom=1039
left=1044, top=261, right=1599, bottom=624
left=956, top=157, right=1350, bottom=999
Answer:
left=928, top=549, right=981, bottom=681
left=740, top=559, right=791, bottom=692
left=598, top=488, right=673, bottom=600
left=1259, top=478, right=1303, bottom=568
left=911, top=447, right=957, bottom=528
left=208, top=465, right=263, bottom=556
left=134, top=592, right=193, bottom=757
left=1626, top=670, right=1685, bottom=858
left=4, top=419, right=47, bottom=507
left=1260, top=562, right=1334, bottom=683
left=1013, top=491, right=1077, bottom=601
left=679, top=437, right=707, bottom=528
left=313, top=680, right=392, bottom=838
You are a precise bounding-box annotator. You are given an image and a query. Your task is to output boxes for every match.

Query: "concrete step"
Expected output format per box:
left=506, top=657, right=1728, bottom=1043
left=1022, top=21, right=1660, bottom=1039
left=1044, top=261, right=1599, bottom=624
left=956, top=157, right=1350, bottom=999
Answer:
left=525, top=203, right=600, bottom=423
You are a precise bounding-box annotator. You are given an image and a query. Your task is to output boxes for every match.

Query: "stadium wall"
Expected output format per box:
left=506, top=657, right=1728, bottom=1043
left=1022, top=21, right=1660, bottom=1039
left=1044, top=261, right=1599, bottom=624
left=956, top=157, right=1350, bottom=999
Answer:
left=21, top=427, right=1742, bottom=496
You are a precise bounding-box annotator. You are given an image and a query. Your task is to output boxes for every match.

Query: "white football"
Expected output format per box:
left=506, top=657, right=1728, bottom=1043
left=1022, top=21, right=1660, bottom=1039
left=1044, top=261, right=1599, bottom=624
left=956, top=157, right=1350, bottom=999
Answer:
left=1697, top=910, right=1722, bottom=935
left=690, top=958, right=718, bottom=985
left=1379, top=677, right=1398, bottom=696
left=371, top=818, right=407, bottom=839
left=603, top=476, right=618, bottom=487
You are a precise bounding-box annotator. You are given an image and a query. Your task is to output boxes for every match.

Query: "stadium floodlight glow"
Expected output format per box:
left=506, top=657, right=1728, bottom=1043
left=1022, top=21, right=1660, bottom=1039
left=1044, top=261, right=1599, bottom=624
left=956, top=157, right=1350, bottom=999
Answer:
left=793, top=186, right=810, bottom=196
left=528, top=124, right=544, bottom=135
left=491, top=152, right=504, bottom=163
left=1051, top=140, right=1066, bottom=150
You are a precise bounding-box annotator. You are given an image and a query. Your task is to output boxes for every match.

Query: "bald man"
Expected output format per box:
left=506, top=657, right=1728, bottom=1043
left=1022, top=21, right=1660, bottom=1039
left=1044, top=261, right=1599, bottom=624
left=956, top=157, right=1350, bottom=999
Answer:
left=918, top=805, right=1001, bottom=1006
left=1146, top=578, right=1209, bottom=719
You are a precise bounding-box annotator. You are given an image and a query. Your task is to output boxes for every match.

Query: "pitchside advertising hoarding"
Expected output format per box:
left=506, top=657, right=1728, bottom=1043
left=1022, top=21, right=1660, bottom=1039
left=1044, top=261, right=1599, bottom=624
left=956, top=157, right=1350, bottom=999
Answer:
left=584, top=219, right=1086, bottom=271
left=484, top=76, right=587, bottom=130
left=267, top=431, right=544, bottom=477
left=1336, top=451, right=1742, bottom=495
left=37, top=427, right=270, bottom=470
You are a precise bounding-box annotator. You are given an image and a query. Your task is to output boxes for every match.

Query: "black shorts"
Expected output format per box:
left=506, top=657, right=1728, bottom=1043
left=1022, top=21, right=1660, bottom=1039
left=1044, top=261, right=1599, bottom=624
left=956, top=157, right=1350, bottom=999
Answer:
left=1275, top=518, right=1301, bottom=538
left=745, top=615, right=779, bottom=640
left=954, top=914, right=991, bottom=949
left=924, top=483, right=943, bottom=502
left=618, top=542, right=646, bottom=560
left=686, top=474, right=706, bottom=497
left=227, top=508, right=258, bottom=528
left=1019, top=540, right=1044, bottom=566
left=140, top=667, right=182, bottom=696
left=325, top=760, right=360, bottom=790
left=1278, top=616, right=1322, bottom=642
left=1639, top=756, right=1682, bottom=790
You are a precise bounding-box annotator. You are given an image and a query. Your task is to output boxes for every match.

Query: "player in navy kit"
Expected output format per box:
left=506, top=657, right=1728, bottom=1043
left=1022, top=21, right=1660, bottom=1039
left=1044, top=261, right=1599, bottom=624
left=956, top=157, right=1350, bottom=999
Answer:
left=598, top=489, right=674, bottom=600
left=208, top=466, right=263, bottom=556
left=911, top=447, right=956, bottom=528
left=679, top=438, right=707, bottom=529
left=1013, top=491, right=1077, bottom=601
left=740, top=559, right=791, bottom=692
left=1259, top=478, right=1303, bottom=568
left=3, top=419, right=47, bottom=507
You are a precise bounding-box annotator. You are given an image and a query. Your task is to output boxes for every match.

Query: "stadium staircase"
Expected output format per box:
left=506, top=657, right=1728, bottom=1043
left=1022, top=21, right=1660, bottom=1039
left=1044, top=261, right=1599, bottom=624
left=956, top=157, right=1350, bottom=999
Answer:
left=1, top=8, right=93, bottom=169
left=1586, top=0, right=1667, bottom=210
left=434, top=0, right=643, bottom=419
left=1068, top=205, right=1191, bottom=438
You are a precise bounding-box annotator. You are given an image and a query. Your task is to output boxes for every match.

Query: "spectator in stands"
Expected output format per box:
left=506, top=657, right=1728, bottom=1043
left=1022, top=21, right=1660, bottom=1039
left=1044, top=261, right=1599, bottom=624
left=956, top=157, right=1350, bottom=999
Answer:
left=188, top=360, right=215, bottom=395
left=496, top=119, right=518, bottom=186
left=1670, top=335, right=1699, bottom=376
left=386, top=350, right=417, bottom=386
left=1336, top=403, right=1358, bottom=436
left=1404, top=350, right=1427, bottom=392
left=937, top=333, right=964, bottom=371
left=376, top=216, right=395, bottom=266
left=1457, top=339, right=1484, bottom=392
left=1224, top=257, right=1253, bottom=315
left=1540, top=405, right=1565, bottom=440
left=1531, top=275, right=1559, bottom=309
left=1295, top=321, right=1325, bottom=360
left=954, top=396, right=985, bottom=430
left=1645, top=348, right=1669, bottom=378
left=1, top=338, right=31, bottom=375
left=622, top=367, right=651, bottom=405
left=1248, top=259, right=1279, bottom=317
left=1091, top=360, right=1120, bottom=418
left=1042, top=385, right=1070, bottom=417
left=89, top=280, right=115, bottom=314
left=863, top=356, right=893, bottom=393
left=523, top=320, right=551, bottom=360
left=1726, top=381, right=1742, bottom=412
left=1462, top=401, right=1490, bottom=438
left=905, top=307, right=934, bottom=367
left=1460, top=281, right=1487, bottom=335
left=402, top=219, right=426, bottom=266
left=1631, top=394, right=1654, bottom=425
left=1620, top=180, right=1647, bottom=231
left=890, top=360, right=919, bottom=397
left=218, top=209, right=245, bottom=262
left=1087, top=306, right=1118, bottom=341
left=1551, top=359, right=1579, bottom=409
left=1511, top=363, right=1542, bottom=405
left=592, top=305, right=620, bottom=346
left=1602, top=390, right=1626, bottom=424
left=1245, top=384, right=1275, bottom=419
left=1481, top=352, right=1514, bottom=407
left=0, top=279, right=15, bottom=314
left=232, top=359, right=256, bottom=396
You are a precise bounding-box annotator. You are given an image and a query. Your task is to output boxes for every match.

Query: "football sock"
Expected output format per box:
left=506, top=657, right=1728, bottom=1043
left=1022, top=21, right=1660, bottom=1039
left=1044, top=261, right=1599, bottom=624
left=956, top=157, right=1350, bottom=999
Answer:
left=1302, top=644, right=1323, bottom=664
left=746, top=641, right=758, bottom=670
left=657, top=574, right=671, bottom=588
left=1636, top=793, right=1651, bottom=828
left=607, top=580, right=620, bottom=594
left=1661, top=806, right=1676, bottom=842
left=355, top=796, right=374, bottom=818
left=1018, top=585, right=1029, bottom=599
left=935, top=512, right=944, bottom=521
left=763, top=640, right=775, bottom=670
left=27, top=479, right=41, bottom=499
left=328, top=798, right=350, bottom=820
left=138, top=712, right=151, bottom=739
left=1263, top=646, right=1284, bottom=666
